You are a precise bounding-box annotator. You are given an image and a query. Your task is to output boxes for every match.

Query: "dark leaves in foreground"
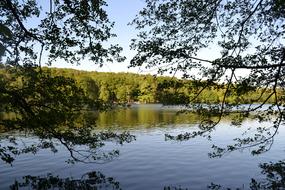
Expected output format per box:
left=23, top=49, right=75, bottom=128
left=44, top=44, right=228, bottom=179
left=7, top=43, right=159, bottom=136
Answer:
left=0, top=0, right=129, bottom=165
left=1, top=0, right=125, bottom=67
left=0, top=67, right=136, bottom=164
left=131, top=0, right=285, bottom=160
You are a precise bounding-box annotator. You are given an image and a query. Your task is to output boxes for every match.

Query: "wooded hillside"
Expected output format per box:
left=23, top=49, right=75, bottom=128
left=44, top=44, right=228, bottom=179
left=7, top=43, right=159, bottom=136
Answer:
left=42, top=67, right=277, bottom=105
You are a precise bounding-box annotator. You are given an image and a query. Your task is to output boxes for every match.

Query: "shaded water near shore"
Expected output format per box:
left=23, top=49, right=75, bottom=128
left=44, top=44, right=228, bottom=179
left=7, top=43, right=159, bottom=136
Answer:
left=1, top=104, right=285, bottom=189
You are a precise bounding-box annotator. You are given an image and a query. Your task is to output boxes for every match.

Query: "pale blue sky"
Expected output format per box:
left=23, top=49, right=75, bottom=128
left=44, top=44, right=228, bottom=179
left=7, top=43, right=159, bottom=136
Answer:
left=52, top=0, right=146, bottom=73
left=48, top=0, right=222, bottom=76
left=22, top=1, right=252, bottom=77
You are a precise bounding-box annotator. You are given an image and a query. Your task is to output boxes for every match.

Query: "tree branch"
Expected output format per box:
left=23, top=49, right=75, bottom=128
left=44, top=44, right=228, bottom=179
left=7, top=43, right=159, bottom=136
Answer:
left=4, top=0, right=44, bottom=44
left=185, top=55, right=285, bottom=69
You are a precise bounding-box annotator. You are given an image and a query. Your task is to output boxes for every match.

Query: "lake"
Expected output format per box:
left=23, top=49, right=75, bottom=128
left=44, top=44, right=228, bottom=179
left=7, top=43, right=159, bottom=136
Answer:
left=1, top=104, right=285, bottom=189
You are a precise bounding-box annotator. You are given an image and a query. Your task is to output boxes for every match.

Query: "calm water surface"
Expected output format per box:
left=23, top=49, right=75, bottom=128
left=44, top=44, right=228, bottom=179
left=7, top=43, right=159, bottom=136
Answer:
left=1, top=104, right=285, bottom=189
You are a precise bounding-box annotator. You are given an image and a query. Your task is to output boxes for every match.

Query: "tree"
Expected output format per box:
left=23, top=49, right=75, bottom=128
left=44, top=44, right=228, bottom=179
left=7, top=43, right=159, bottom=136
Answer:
left=99, top=83, right=112, bottom=102
left=130, top=0, right=285, bottom=156
left=78, top=76, right=100, bottom=101
left=0, top=0, right=125, bottom=66
left=139, top=79, right=156, bottom=103
left=156, top=79, right=190, bottom=105
left=0, top=0, right=134, bottom=164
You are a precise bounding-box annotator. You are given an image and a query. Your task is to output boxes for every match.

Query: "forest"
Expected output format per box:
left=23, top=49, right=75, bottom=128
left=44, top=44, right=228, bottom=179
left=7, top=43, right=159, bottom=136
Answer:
left=50, top=67, right=281, bottom=105
left=1, top=0, right=285, bottom=188
left=1, top=65, right=277, bottom=106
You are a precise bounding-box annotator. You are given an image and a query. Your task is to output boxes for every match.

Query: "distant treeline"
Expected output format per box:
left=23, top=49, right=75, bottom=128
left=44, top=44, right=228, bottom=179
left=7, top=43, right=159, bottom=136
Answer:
left=0, top=66, right=278, bottom=105
left=45, top=67, right=277, bottom=105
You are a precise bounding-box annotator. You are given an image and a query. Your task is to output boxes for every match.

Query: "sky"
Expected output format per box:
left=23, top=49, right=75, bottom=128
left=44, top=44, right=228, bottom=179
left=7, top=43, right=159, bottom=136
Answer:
left=51, top=0, right=147, bottom=73
left=46, top=0, right=224, bottom=77
left=10, top=0, right=254, bottom=78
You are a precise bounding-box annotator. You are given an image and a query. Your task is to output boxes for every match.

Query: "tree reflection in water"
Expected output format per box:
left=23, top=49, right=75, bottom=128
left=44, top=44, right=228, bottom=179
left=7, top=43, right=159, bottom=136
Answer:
left=0, top=110, right=136, bottom=165
left=250, top=160, right=285, bottom=190
left=206, top=160, right=285, bottom=189
left=3, top=108, right=285, bottom=189
left=164, top=186, right=189, bottom=190
left=10, top=171, right=121, bottom=190
left=163, top=160, right=285, bottom=190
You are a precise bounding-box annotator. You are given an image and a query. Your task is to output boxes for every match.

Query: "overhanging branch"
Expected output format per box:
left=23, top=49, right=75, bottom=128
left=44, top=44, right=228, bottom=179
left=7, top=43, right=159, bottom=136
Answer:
left=187, top=56, right=285, bottom=69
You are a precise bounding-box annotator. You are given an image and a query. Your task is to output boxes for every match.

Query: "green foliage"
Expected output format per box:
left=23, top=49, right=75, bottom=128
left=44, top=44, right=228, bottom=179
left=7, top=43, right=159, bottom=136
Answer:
left=0, top=0, right=129, bottom=164
left=40, top=67, right=278, bottom=105
left=78, top=76, right=100, bottom=101
left=129, top=0, right=285, bottom=157
left=0, top=0, right=125, bottom=66
left=0, top=66, right=135, bottom=164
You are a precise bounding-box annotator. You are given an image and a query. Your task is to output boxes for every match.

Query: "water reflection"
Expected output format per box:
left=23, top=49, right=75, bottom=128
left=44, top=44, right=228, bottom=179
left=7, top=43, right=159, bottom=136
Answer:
left=1, top=105, right=285, bottom=189
left=250, top=160, right=285, bottom=189
left=0, top=110, right=135, bottom=165
left=10, top=171, right=120, bottom=190
left=9, top=159, right=285, bottom=190
left=207, top=160, right=285, bottom=189
left=96, top=104, right=264, bottom=129
left=96, top=104, right=228, bottom=129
